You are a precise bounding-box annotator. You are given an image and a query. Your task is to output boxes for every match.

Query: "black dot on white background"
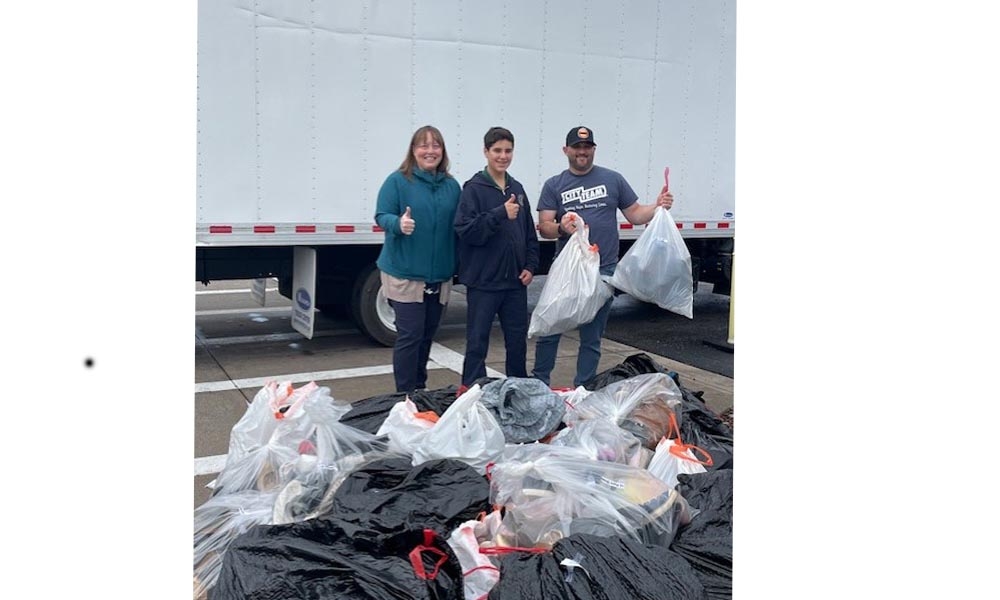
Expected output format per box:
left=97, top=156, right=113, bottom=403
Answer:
left=84, top=358, right=94, bottom=368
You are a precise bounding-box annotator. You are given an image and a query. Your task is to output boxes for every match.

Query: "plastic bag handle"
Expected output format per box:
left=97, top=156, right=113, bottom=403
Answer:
left=464, top=565, right=500, bottom=577
left=668, top=441, right=714, bottom=466
left=663, top=412, right=714, bottom=467
left=409, top=529, right=449, bottom=580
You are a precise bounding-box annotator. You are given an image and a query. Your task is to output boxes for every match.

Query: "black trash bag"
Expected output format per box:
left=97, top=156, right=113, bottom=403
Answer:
left=671, top=375, right=734, bottom=471
left=210, top=520, right=465, bottom=600
left=671, top=469, right=734, bottom=600
left=581, top=353, right=670, bottom=390
left=340, top=386, right=460, bottom=434
left=327, top=457, right=491, bottom=551
left=487, top=532, right=708, bottom=600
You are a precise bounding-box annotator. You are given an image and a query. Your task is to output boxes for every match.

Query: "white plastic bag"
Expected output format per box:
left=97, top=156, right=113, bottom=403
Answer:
left=528, top=213, right=613, bottom=338
left=646, top=437, right=710, bottom=489
left=411, top=384, right=505, bottom=475
left=610, top=206, right=693, bottom=318
left=375, top=397, right=437, bottom=455
left=447, top=519, right=500, bottom=600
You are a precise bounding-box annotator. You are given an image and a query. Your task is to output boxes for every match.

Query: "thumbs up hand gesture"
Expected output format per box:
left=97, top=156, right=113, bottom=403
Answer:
left=400, top=206, right=415, bottom=235
left=504, top=194, right=520, bottom=220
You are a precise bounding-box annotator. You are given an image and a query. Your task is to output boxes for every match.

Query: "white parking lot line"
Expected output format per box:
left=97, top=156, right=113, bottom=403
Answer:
left=195, top=329, right=355, bottom=346
left=430, top=342, right=503, bottom=378
left=196, top=306, right=291, bottom=317
left=194, top=454, right=228, bottom=477
left=195, top=363, right=452, bottom=393
left=195, top=288, right=278, bottom=295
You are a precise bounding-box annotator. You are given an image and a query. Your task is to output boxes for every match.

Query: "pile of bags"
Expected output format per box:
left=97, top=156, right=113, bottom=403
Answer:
left=194, top=354, right=734, bottom=600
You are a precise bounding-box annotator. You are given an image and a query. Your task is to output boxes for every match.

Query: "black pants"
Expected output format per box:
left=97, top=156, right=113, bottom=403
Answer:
left=389, top=295, right=445, bottom=394
left=462, top=286, right=528, bottom=386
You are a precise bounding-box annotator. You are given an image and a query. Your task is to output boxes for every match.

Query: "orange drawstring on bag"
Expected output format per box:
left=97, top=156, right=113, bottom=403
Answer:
left=663, top=412, right=714, bottom=467
left=478, top=545, right=549, bottom=556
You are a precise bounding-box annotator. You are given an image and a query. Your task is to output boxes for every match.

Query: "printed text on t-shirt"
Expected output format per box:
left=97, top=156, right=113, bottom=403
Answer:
left=560, top=184, right=608, bottom=205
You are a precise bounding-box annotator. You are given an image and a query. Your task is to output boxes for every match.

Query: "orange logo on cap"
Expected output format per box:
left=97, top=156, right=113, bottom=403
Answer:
left=577, top=128, right=590, bottom=138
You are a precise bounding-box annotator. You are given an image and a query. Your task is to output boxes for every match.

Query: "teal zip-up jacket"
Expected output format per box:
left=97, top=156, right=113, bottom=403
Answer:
left=374, top=167, right=461, bottom=283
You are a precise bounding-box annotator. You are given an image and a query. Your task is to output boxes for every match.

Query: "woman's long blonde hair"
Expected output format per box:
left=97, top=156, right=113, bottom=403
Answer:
left=398, top=125, right=452, bottom=180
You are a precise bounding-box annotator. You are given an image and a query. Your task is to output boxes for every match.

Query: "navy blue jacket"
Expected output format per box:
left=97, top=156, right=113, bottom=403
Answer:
left=454, top=170, right=540, bottom=290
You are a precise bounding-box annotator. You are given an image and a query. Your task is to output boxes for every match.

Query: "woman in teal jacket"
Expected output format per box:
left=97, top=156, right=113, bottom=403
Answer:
left=374, top=125, right=461, bottom=394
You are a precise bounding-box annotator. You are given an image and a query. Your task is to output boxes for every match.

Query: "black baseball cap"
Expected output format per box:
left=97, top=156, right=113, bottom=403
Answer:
left=566, top=126, right=596, bottom=147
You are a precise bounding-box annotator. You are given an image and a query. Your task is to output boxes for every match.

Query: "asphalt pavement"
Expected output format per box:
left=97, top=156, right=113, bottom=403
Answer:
left=601, top=285, right=734, bottom=379
left=524, top=278, right=734, bottom=379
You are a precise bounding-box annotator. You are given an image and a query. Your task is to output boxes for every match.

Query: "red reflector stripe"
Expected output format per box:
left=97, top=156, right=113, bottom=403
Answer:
left=694, top=223, right=707, bottom=229
left=373, top=225, right=384, bottom=233
left=335, top=225, right=355, bottom=233
left=619, top=223, right=633, bottom=230
left=676, top=222, right=684, bottom=229
left=295, top=225, right=316, bottom=233
left=209, top=225, right=232, bottom=234
left=253, top=225, right=275, bottom=233
left=718, top=222, right=730, bottom=228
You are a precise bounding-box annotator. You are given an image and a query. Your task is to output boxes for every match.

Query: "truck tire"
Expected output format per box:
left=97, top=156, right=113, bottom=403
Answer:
left=351, top=265, right=397, bottom=347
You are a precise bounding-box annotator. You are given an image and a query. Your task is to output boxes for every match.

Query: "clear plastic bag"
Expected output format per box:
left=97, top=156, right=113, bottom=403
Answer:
left=211, top=383, right=347, bottom=496
left=609, top=206, right=693, bottom=318
left=193, top=489, right=278, bottom=600
left=555, top=386, right=592, bottom=411
left=488, top=444, right=695, bottom=550
left=548, top=418, right=652, bottom=469
left=271, top=397, right=395, bottom=523
left=411, top=384, right=505, bottom=475
left=528, top=213, right=614, bottom=338
left=564, top=372, right=684, bottom=450
left=224, top=381, right=299, bottom=462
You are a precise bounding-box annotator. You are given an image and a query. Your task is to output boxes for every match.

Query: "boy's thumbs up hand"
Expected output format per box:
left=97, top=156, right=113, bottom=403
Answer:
left=504, top=194, right=520, bottom=220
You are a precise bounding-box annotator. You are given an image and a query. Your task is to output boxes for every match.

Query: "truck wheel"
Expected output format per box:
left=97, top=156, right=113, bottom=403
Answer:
left=351, top=265, right=397, bottom=347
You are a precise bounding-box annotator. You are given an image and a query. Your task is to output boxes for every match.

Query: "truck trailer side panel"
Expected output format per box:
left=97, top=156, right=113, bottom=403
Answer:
left=197, top=0, right=736, bottom=344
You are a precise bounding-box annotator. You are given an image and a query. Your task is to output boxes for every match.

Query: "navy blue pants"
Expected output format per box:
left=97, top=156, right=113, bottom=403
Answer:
left=532, top=264, right=616, bottom=387
left=389, top=296, right=445, bottom=394
left=462, top=286, right=529, bottom=386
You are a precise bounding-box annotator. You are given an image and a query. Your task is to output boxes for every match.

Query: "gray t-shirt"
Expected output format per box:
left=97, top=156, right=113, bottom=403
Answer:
left=536, top=165, right=639, bottom=268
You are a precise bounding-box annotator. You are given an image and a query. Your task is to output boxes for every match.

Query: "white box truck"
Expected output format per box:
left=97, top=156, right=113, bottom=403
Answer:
left=197, top=0, right=735, bottom=346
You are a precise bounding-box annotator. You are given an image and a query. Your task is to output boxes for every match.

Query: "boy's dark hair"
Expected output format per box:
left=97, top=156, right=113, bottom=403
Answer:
left=484, top=126, right=514, bottom=149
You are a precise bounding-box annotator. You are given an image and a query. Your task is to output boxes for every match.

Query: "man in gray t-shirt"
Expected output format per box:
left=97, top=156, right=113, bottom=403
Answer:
left=533, top=126, right=676, bottom=387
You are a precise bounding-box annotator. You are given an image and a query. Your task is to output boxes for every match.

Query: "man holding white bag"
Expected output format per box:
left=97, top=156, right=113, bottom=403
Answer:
left=532, top=126, right=674, bottom=388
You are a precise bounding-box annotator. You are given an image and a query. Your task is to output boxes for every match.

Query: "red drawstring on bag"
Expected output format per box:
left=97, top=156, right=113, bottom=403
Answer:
left=409, top=529, right=449, bottom=580
left=464, top=564, right=501, bottom=577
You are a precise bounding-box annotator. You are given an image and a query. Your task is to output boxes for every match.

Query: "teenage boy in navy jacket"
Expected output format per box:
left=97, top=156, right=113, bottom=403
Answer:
left=454, top=127, right=540, bottom=391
